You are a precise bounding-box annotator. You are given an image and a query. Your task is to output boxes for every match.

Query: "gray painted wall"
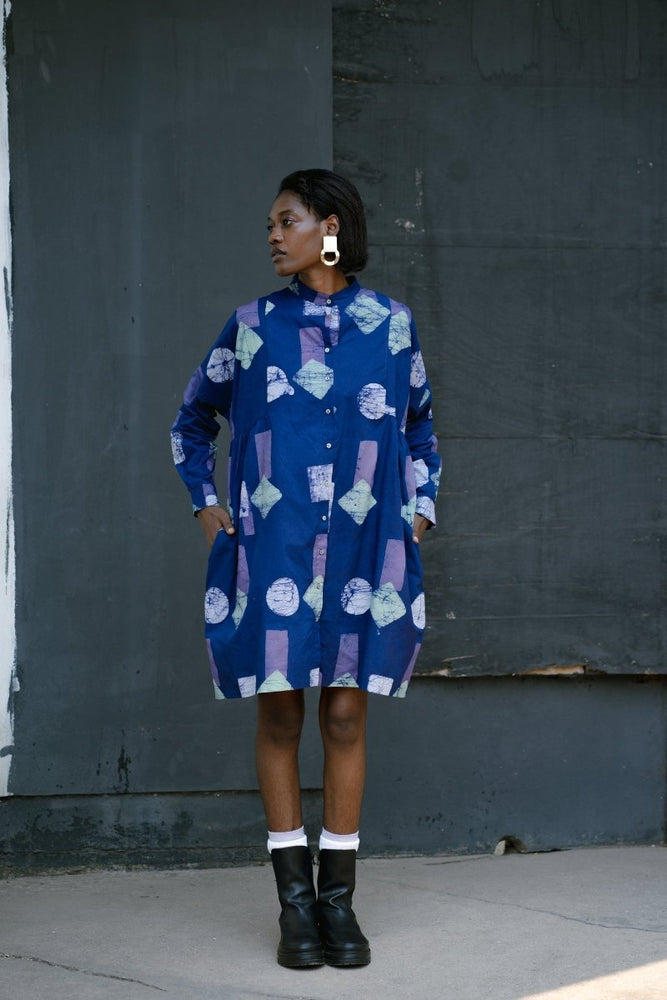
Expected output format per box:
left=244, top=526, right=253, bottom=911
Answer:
left=334, top=0, right=667, bottom=679
left=1, top=0, right=665, bottom=872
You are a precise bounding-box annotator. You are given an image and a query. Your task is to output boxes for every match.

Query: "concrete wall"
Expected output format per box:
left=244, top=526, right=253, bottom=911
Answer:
left=1, top=0, right=665, bottom=872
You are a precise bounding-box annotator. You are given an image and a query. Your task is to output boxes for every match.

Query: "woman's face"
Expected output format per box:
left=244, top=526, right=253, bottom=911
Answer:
left=267, top=190, right=336, bottom=278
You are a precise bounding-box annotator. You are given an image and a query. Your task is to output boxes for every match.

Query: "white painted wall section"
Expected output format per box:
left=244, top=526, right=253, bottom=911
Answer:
left=0, top=0, right=15, bottom=799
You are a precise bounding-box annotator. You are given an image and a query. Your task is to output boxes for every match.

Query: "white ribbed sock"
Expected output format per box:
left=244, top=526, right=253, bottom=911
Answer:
left=266, top=825, right=308, bottom=853
left=319, top=828, right=360, bottom=851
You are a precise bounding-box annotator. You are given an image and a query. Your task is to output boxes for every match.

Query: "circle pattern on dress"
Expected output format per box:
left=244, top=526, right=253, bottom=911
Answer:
left=266, top=577, right=300, bottom=616
left=205, top=587, right=229, bottom=624
left=411, top=593, right=426, bottom=629
left=206, top=347, right=235, bottom=383
left=341, top=577, right=373, bottom=614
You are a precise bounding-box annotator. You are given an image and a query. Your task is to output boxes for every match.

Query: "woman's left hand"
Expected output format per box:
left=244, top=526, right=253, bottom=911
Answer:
left=412, top=514, right=431, bottom=544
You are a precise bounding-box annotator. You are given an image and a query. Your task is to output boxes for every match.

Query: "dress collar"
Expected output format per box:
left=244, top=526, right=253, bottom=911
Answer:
left=289, top=276, right=360, bottom=306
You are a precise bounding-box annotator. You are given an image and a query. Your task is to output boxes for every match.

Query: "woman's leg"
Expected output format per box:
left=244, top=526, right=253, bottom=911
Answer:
left=318, top=687, right=368, bottom=833
left=256, top=689, right=305, bottom=831
left=317, top=686, right=371, bottom=967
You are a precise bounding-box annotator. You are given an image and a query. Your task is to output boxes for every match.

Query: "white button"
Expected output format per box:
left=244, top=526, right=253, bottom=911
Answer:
left=326, top=298, right=332, bottom=305
left=318, top=548, right=325, bottom=555
left=326, top=442, right=332, bottom=449
left=321, top=515, right=327, bottom=521
left=324, top=346, right=330, bottom=353
left=325, top=408, right=331, bottom=414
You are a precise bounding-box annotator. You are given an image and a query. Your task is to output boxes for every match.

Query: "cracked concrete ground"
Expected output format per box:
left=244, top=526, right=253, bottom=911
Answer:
left=1, top=846, right=666, bottom=1000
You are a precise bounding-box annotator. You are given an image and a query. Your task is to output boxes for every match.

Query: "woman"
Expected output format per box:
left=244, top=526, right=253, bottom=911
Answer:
left=171, top=169, right=441, bottom=969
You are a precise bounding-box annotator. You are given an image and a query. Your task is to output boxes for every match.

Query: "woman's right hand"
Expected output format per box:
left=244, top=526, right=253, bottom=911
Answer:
left=195, top=505, right=236, bottom=548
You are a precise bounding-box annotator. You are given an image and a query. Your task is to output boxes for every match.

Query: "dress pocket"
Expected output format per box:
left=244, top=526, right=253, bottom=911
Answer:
left=204, top=529, right=238, bottom=628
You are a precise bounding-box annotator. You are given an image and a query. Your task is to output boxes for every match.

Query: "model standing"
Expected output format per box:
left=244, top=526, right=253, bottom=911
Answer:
left=171, top=169, right=441, bottom=968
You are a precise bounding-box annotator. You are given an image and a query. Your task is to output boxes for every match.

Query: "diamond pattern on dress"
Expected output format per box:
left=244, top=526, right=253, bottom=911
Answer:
left=370, top=582, right=406, bottom=627
left=346, top=294, right=391, bottom=334
left=236, top=322, right=264, bottom=369
left=338, top=479, right=377, bottom=525
left=388, top=310, right=411, bottom=354
left=293, top=359, right=334, bottom=399
left=251, top=476, right=282, bottom=518
left=303, top=575, right=324, bottom=620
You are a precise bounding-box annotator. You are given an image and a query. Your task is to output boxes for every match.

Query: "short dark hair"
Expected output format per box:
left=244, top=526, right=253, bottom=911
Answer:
left=278, top=168, right=368, bottom=274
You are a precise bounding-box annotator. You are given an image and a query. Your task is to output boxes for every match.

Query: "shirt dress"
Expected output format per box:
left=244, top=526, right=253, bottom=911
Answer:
left=171, top=277, right=441, bottom=699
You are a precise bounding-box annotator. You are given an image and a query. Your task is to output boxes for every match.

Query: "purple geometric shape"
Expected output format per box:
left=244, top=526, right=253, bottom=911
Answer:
left=265, top=629, right=289, bottom=676
left=237, top=544, right=250, bottom=593
left=405, top=456, right=417, bottom=500
left=183, top=367, right=204, bottom=404
left=390, top=297, right=411, bottom=319
left=380, top=538, right=406, bottom=590
left=334, top=633, right=359, bottom=681
left=255, top=429, right=272, bottom=480
left=206, top=638, right=221, bottom=688
left=299, top=326, right=325, bottom=366
left=313, top=533, right=328, bottom=578
left=401, top=642, right=421, bottom=687
left=236, top=299, right=260, bottom=328
left=353, top=440, right=378, bottom=488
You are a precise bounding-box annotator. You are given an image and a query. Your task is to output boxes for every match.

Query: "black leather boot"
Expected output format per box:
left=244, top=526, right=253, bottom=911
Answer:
left=317, top=849, right=371, bottom=967
left=270, top=846, right=325, bottom=968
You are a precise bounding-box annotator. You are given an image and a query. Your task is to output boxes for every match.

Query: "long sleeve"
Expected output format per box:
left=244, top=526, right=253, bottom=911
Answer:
left=170, top=312, right=238, bottom=513
left=405, top=318, right=441, bottom=525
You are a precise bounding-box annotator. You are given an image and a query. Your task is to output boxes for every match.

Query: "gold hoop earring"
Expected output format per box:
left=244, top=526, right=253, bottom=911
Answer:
left=320, top=235, right=340, bottom=267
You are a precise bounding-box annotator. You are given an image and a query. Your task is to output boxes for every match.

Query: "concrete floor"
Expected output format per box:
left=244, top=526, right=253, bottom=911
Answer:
left=1, top=846, right=666, bottom=1000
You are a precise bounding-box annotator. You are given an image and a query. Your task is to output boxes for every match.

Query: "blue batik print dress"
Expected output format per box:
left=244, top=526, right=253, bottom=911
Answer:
left=172, top=277, right=441, bottom=699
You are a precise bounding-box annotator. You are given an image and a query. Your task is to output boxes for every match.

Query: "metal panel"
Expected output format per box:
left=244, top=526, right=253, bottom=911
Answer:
left=8, top=0, right=332, bottom=795
left=334, top=0, right=667, bottom=676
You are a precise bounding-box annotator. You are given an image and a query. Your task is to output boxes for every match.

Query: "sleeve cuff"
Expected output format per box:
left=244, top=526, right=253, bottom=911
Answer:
left=416, top=495, right=436, bottom=525
left=191, top=492, right=221, bottom=516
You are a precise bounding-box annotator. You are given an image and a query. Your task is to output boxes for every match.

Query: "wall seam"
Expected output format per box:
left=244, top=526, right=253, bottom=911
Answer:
left=0, top=0, right=15, bottom=799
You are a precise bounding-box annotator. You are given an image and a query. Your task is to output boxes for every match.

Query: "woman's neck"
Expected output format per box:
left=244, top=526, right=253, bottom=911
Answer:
left=296, top=264, right=348, bottom=296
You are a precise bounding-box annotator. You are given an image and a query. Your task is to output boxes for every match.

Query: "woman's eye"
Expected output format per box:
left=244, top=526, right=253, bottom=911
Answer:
left=282, top=218, right=292, bottom=227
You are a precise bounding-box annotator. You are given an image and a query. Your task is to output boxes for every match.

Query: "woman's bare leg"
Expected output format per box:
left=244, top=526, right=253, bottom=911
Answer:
left=318, top=688, right=368, bottom=833
left=256, top=689, right=306, bottom=831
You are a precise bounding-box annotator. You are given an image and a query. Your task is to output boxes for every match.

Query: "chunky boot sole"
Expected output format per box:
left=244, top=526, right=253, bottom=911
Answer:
left=277, top=944, right=325, bottom=969
left=323, top=943, right=371, bottom=968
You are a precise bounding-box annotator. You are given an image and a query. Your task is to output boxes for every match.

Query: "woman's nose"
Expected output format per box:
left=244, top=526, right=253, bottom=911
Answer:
left=268, top=226, right=282, bottom=244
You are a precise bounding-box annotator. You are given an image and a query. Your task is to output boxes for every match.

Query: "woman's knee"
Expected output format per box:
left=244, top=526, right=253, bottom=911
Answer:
left=257, top=691, right=305, bottom=746
left=319, top=690, right=367, bottom=746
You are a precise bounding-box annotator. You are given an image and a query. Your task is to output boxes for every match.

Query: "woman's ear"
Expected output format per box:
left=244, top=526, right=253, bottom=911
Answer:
left=323, top=214, right=340, bottom=236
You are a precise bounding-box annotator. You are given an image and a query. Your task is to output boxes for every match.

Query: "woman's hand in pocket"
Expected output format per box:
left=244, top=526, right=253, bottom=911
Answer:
left=412, top=513, right=431, bottom=545
left=196, top=505, right=236, bottom=549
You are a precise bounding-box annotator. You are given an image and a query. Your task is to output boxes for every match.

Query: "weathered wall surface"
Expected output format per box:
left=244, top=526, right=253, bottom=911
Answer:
left=1, top=0, right=665, bottom=871
left=334, top=0, right=667, bottom=678
left=2, top=0, right=334, bottom=864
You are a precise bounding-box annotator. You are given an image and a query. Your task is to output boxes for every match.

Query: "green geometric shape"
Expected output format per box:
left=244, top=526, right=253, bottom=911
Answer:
left=330, top=672, right=360, bottom=688
left=236, top=321, right=264, bottom=370
left=251, top=476, right=282, bottom=518
left=370, top=582, right=406, bottom=628
left=293, top=359, right=334, bottom=399
left=303, top=575, right=324, bottom=620
left=401, top=495, right=417, bottom=527
left=346, top=294, right=390, bottom=334
left=338, top=478, right=377, bottom=525
left=232, top=590, right=248, bottom=628
left=388, top=310, right=411, bottom=354
left=257, top=670, right=294, bottom=694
